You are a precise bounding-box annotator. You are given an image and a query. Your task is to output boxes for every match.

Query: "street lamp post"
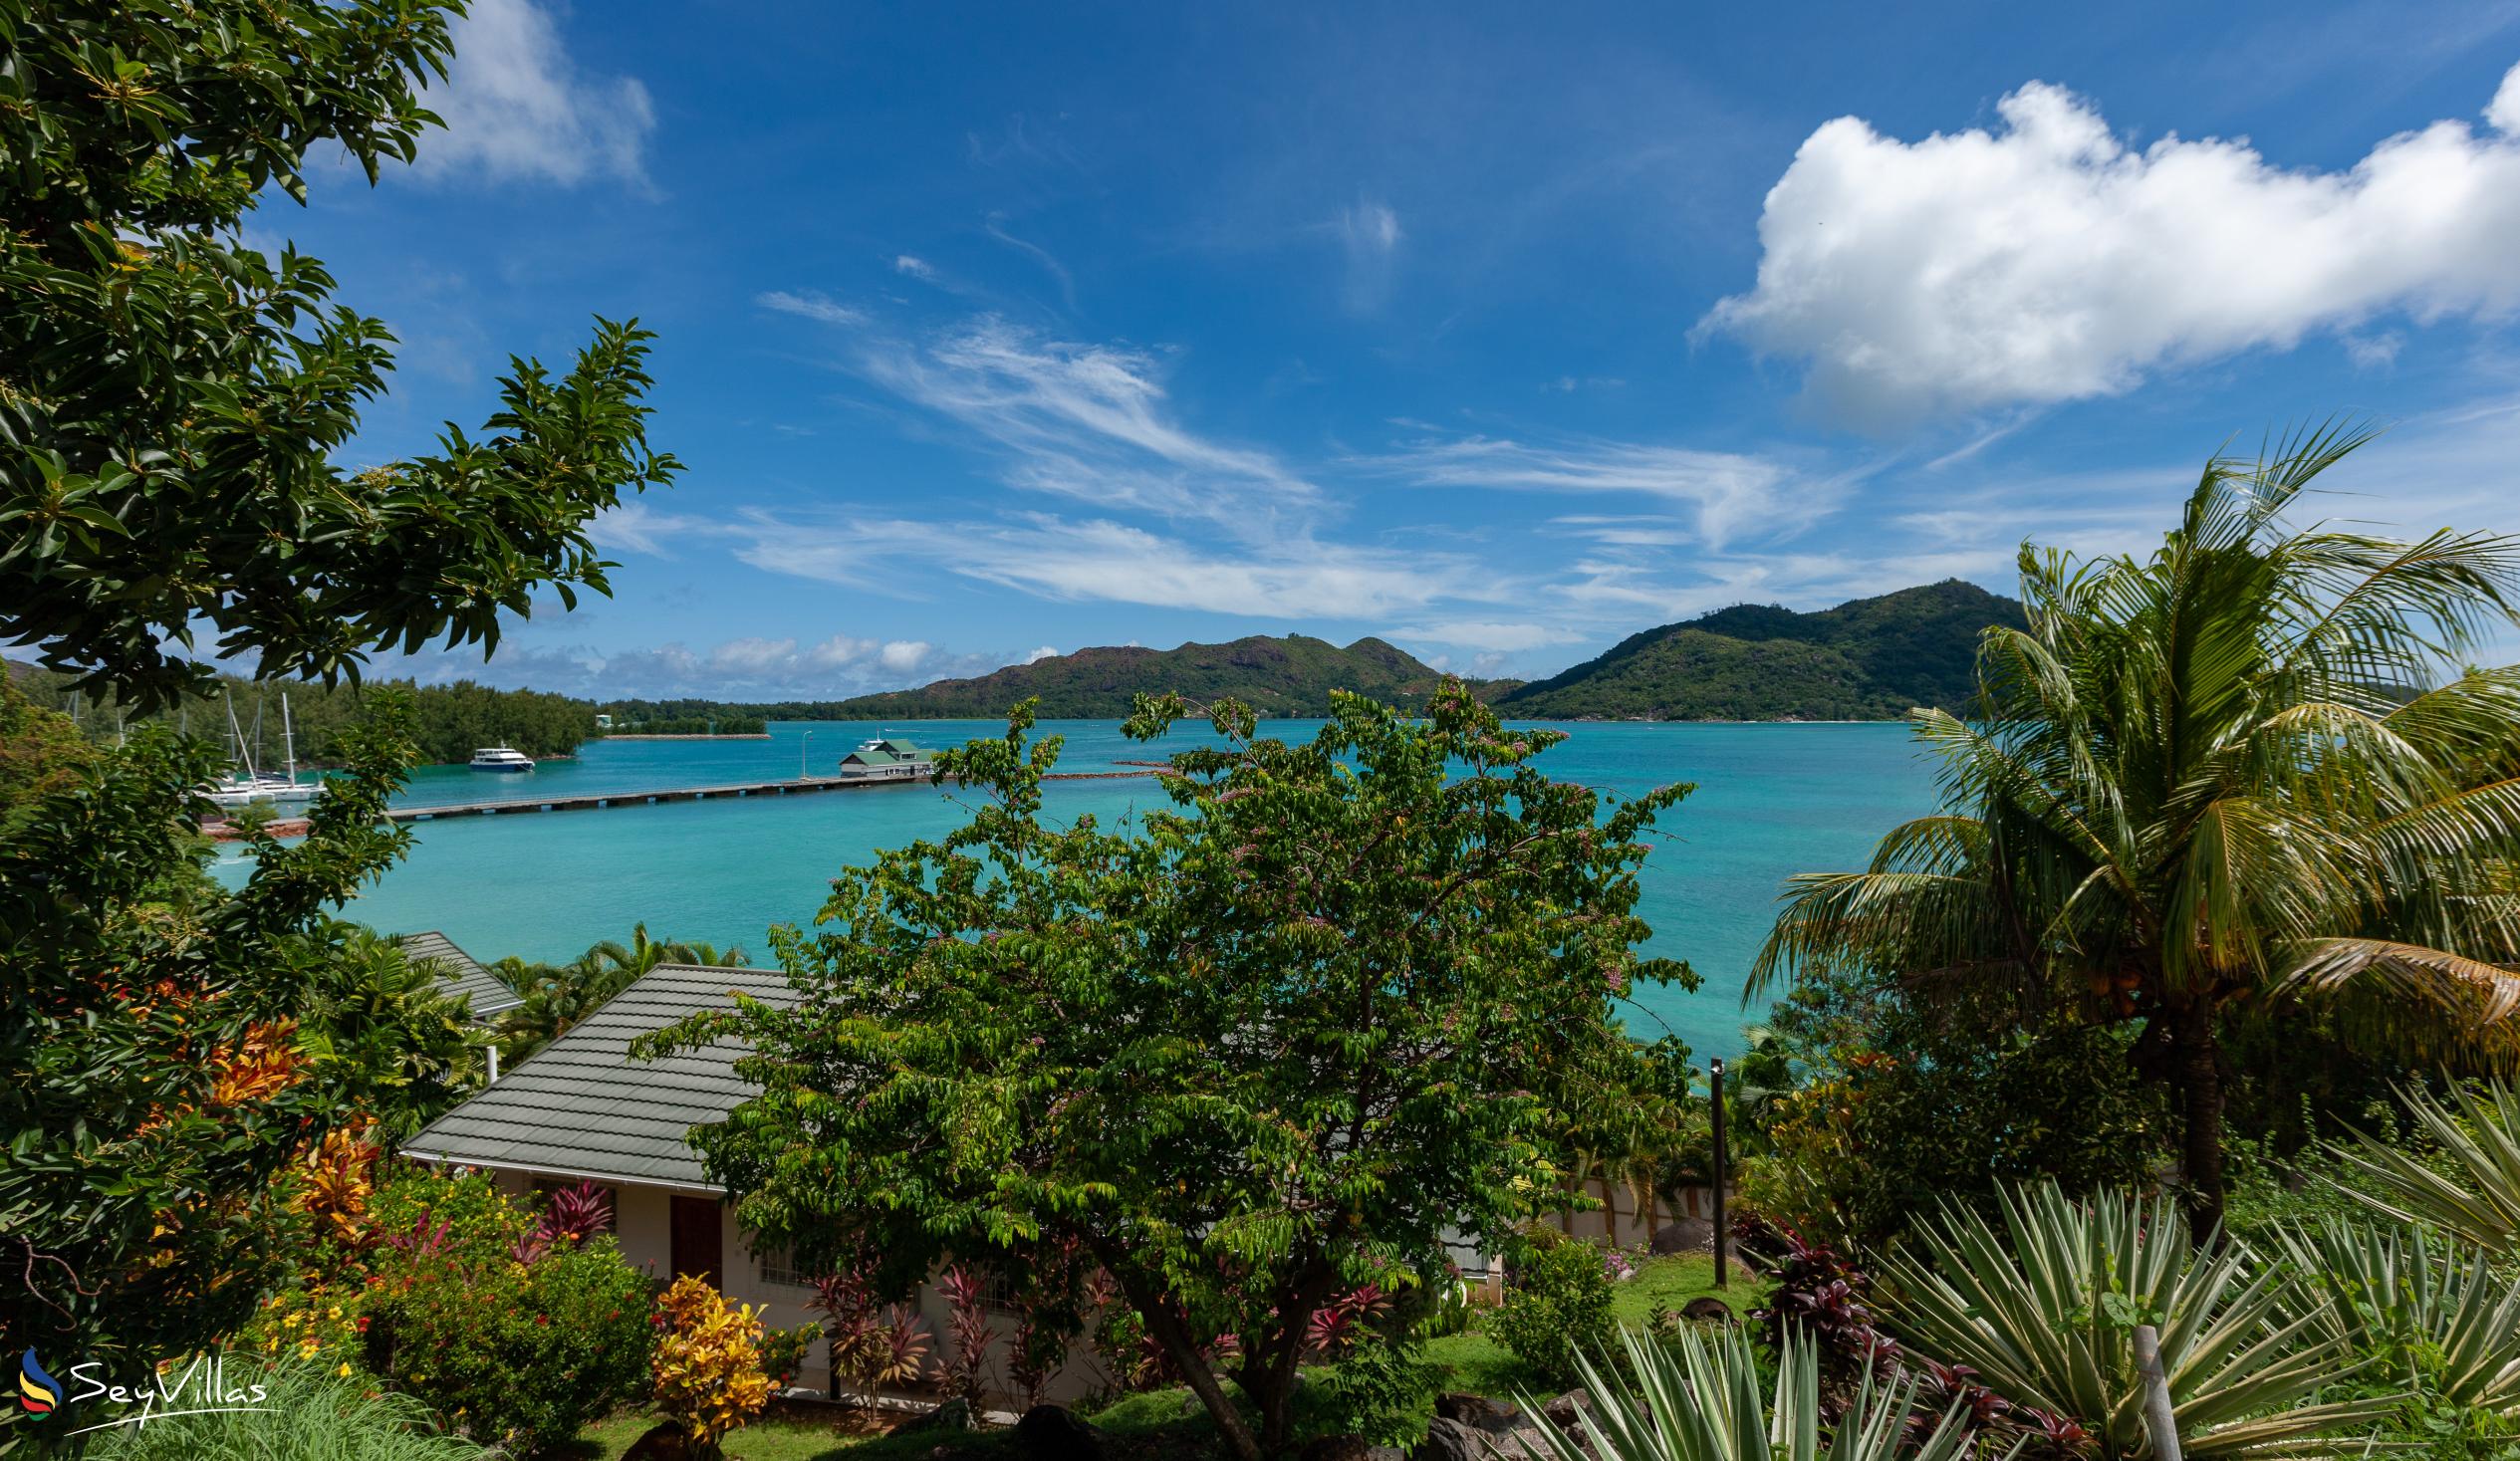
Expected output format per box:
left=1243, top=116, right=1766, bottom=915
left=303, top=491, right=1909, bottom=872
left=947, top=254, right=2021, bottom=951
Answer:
left=1709, top=1057, right=1729, bottom=1288
left=800, top=730, right=814, bottom=780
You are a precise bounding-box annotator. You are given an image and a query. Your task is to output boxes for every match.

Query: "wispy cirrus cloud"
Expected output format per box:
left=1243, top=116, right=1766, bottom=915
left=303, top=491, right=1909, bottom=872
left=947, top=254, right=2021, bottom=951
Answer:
left=1359, top=434, right=1845, bottom=551
left=411, top=0, right=654, bottom=189
left=756, top=290, right=869, bottom=326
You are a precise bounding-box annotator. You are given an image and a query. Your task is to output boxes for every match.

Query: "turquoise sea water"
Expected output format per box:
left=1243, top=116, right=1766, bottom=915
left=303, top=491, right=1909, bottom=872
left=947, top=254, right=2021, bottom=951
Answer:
left=214, top=720, right=1934, bottom=1057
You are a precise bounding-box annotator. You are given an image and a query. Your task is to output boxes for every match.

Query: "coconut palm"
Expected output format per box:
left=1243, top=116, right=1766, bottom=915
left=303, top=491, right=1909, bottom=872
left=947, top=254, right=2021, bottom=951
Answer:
left=2329, top=1080, right=2520, bottom=1259
left=1880, top=1183, right=2384, bottom=1459
left=1519, top=1326, right=1978, bottom=1461
left=2275, top=1217, right=2520, bottom=1415
left=1752, top=424, right=2520, bottom=1235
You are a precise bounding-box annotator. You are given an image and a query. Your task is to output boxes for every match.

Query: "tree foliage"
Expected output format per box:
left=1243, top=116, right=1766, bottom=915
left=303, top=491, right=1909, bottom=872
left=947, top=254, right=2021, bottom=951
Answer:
left=1, top=0, right=678, bottom=707
left=0, top=698, right=421, bottom=1413
left=641, top=687, right=1694, bottom=1460
left=1754, top=424, right=2520, bottom=1236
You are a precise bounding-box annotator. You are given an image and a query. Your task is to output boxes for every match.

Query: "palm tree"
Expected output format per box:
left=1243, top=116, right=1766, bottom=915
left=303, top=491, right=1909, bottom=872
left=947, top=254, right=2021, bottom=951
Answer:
left=1753, top=423, right=2520, bottom=1236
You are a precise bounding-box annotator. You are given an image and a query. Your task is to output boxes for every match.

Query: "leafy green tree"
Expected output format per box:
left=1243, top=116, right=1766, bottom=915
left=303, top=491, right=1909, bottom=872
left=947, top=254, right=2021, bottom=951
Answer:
left=1755, top=425, right=2520, bottom=1237
left=0, top=703, right=420, bottom=1415
left=2, top=0, right=678, bottom=707
left=297, top=926, right=491, bottom=1143
left=641, top=689, right=1692, bottom=1460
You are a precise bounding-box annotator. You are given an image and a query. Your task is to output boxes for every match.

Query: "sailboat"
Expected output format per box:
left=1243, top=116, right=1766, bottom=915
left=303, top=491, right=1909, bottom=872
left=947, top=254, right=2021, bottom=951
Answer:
left=202, top=691, right=318, bottom=812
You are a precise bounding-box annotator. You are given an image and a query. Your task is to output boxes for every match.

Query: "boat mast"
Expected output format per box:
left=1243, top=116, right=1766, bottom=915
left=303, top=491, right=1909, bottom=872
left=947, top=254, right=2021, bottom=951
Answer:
left=281, top=693, right=299, bottom=788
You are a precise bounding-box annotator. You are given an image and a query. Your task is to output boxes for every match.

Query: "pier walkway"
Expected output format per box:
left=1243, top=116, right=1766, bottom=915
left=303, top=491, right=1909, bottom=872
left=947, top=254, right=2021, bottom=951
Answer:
left=382, top=767, right=1156, bottom=824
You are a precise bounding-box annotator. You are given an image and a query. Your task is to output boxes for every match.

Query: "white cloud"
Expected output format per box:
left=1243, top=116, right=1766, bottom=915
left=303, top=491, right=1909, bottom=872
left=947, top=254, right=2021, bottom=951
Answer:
left=1390, top=621, right=1581, bottom=652
left=845, top=315, right=1317, bottom=529
left=587, top=500, right=690, bottom=557
left=1364, top=435, right=1840, bottom=551
left=757, top=290, right=867, bottom=326
left=894, top=254, right=938, bottom=281
left=1021, top=644, right=1060, bottom=664
left=412, top=0, right=653, bottom=188
left=805, top=635, right=878, bottom=668
left=1705, top=60, right=2520, bottom=425
left=707, top=636, right=797, bottom=673
left=878, top=639, right=932, bottom=672
left=1334, top=199, right=1404, bottom=311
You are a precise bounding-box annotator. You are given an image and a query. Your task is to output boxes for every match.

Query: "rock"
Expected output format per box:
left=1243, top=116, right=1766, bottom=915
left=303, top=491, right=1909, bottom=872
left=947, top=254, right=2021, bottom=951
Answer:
left=905, top=1396, right=977, bottom=1433
left=1303, top=1436, right=1374, bottom=1461
left=1433, top=1393, right=1522, bottom=1433
left=1680, top=1296, right=1735, bottom=1325
left=619, top=1423, right=691, bottom=1461
left=1367, top=1449, right=1406, bottom=1461
left=1014, top=1404, right=1111, bottom=1461
left=1413, top=1417, right=1486, bottom=1461
left=1650, top=1218, right=1713, bottom=1255
left=1542, top=1390, right=1590, bottom=1431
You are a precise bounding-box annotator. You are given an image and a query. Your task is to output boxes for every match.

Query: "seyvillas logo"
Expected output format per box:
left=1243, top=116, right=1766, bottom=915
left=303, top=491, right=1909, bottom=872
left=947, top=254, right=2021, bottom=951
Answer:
left=17, top=1349, right=61, bottom=1416
left=12, top=1351, right=270, bottom=1436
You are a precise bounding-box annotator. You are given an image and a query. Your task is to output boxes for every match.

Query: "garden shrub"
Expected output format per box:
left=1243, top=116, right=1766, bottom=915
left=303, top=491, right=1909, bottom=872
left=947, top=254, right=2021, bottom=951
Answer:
left=1300, top=1332, right=1441, bottom=1448
left=762, top=1323, right=821, bottom=1390
left=360, top=1192, right=652, bottom=1456
left=1491, top=1238, right=1616, bottom=1386
left=651, top=1275, right=773, bottom=1456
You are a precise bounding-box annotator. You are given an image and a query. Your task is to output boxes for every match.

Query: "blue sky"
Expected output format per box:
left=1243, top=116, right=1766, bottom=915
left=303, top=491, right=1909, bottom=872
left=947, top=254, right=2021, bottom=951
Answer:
left=277, top=0, right=2520, bottom=699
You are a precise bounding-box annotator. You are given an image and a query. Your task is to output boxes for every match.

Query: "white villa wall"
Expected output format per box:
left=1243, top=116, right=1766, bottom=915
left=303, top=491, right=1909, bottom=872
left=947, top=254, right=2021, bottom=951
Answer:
left=487, top=1169, right=1111, bottom=1405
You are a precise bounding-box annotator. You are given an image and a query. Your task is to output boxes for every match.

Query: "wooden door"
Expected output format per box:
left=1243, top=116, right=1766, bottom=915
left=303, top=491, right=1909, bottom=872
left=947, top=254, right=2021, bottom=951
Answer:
left=669, top=1195, right=722, bottom=1288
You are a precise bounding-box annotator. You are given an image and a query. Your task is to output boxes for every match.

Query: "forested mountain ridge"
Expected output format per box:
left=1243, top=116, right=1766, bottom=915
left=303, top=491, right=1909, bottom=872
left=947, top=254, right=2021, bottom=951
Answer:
left=819, top=635, right=1513, bottom=719
left=1495, top=580, right=2024, bottom=720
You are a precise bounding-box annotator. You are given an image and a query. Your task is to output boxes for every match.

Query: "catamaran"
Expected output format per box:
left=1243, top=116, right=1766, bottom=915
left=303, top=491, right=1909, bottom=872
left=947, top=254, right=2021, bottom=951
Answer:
left=202, top=692, right=318, bottom=811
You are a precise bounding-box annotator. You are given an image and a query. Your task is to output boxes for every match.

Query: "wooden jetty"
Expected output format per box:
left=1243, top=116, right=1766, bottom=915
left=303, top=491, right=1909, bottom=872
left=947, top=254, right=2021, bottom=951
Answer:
left=380, top=767, right=1156, bottom=825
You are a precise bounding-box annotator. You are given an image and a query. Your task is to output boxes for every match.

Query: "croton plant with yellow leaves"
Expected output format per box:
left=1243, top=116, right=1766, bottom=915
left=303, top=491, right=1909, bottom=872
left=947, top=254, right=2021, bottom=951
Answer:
left=650, top=1275, right=774, bottom=1456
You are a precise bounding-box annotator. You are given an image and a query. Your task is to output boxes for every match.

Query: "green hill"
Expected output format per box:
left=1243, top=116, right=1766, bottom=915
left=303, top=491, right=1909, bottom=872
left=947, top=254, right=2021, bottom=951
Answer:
left=825, top=635, right=1513, bottom=719
left=1496, top=580, right=2022, bottom=721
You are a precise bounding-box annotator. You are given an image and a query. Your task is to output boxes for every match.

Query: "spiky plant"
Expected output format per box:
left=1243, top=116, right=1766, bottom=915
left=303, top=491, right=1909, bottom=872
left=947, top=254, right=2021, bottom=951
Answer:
left=1518, top=1326, right=1977, bottom=1461
left=1880, top=1183, right=2386, bottom=1458
left=2276, top=1217, right=2520, bottom=1415
left=2328, top=1081, right=2520, bottom=1259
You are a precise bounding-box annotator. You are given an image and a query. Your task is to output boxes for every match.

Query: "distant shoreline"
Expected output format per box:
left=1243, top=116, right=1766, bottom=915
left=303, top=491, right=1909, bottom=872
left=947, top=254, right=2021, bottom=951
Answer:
left=596, top=733, right=773, bottom=741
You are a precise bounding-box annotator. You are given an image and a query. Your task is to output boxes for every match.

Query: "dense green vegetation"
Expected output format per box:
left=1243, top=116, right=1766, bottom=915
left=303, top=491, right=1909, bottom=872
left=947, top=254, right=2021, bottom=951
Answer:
left=600, top=714, right=770, bottom=736
left=813, top=634, right=1514, bottom=719
left=640, top=689, right=1695, bottom=1460
left=1497, top=580, right=2023, bottom=720
left=1754, top=425, right=2520, bottom=1237
left=0, top=0, right=675, bottom=709
left=12, top=661, right=599, bottom=765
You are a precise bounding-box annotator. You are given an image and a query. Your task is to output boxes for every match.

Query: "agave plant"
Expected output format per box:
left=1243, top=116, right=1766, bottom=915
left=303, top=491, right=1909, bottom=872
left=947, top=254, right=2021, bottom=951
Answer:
left=2276, top=1217, right=2520, bottom=1415
left=1518, top=1326, right=1976, bottom=1461
left=1879, top=1183, right=2385, bottom=1459
left=2328, top=1081, right=2520, bottom=1259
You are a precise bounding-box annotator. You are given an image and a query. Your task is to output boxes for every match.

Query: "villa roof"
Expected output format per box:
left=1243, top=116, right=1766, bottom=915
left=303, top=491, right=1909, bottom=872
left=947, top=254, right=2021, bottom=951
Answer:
left=402, top=963, right=796, bottom=1190
left=400, top=930, right=522, bottom=1020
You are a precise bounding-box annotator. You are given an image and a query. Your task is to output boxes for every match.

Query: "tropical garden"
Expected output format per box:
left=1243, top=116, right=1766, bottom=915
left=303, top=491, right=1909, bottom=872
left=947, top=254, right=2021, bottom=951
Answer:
left=6, top=0, right=2520, bottom=1459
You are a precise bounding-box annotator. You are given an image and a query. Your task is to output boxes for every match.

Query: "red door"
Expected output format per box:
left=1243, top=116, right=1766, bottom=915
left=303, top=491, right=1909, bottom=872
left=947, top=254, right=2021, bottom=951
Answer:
left=669, top=1195, right=723, bottom=1288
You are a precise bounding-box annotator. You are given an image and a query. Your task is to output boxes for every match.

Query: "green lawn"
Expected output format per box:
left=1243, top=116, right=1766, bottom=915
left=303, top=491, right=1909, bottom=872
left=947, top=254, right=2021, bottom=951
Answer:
left=567, top=1255, right=1767, bottom=1458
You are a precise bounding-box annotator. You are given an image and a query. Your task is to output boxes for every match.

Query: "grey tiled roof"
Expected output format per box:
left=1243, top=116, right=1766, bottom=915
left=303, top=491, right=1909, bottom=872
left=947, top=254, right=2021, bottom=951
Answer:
left=401, top=963, right=796, bottom=1189
left=399, top=930, right=523, bottom=1020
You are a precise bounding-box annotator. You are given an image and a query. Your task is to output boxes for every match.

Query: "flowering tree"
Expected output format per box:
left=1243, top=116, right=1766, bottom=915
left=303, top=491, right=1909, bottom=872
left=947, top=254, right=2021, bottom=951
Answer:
left=644, top=687, right=1695, bottom=1459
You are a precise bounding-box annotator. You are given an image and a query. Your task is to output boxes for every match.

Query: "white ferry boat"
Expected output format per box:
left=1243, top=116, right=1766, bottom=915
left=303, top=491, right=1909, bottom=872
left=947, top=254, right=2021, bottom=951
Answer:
left=468, top=747, right=536, bottom=772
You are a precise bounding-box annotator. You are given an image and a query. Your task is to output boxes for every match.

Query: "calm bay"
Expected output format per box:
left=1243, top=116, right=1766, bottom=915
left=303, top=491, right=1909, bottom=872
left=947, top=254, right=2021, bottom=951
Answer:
left=215, top=719, right=1933, bottom=1057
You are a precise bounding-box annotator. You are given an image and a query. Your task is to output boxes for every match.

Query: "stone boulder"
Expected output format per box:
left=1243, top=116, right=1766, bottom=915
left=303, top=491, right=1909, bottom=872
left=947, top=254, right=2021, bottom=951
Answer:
left=1650, top=1217, right=1713, bottom=1255
left=1414, top=1417, right=1486, bottom=1461
left=1014, top=1403, right=1111, bottom=1461
left=1681, top=1296, right=1736, bottom=1325
left=619, top=1423, right=690, bottom=1461
left=904, top=1396, right=977, bottom=1433
left=1303, top=1436, right=1374, bottom=1461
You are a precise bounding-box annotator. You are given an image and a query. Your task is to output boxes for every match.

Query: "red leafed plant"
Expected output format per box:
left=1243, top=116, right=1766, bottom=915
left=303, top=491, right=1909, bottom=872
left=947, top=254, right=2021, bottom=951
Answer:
left=935, top=1265, right=997, bottom=1402
left=1303, top=1282, right=1391, bottom=1359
